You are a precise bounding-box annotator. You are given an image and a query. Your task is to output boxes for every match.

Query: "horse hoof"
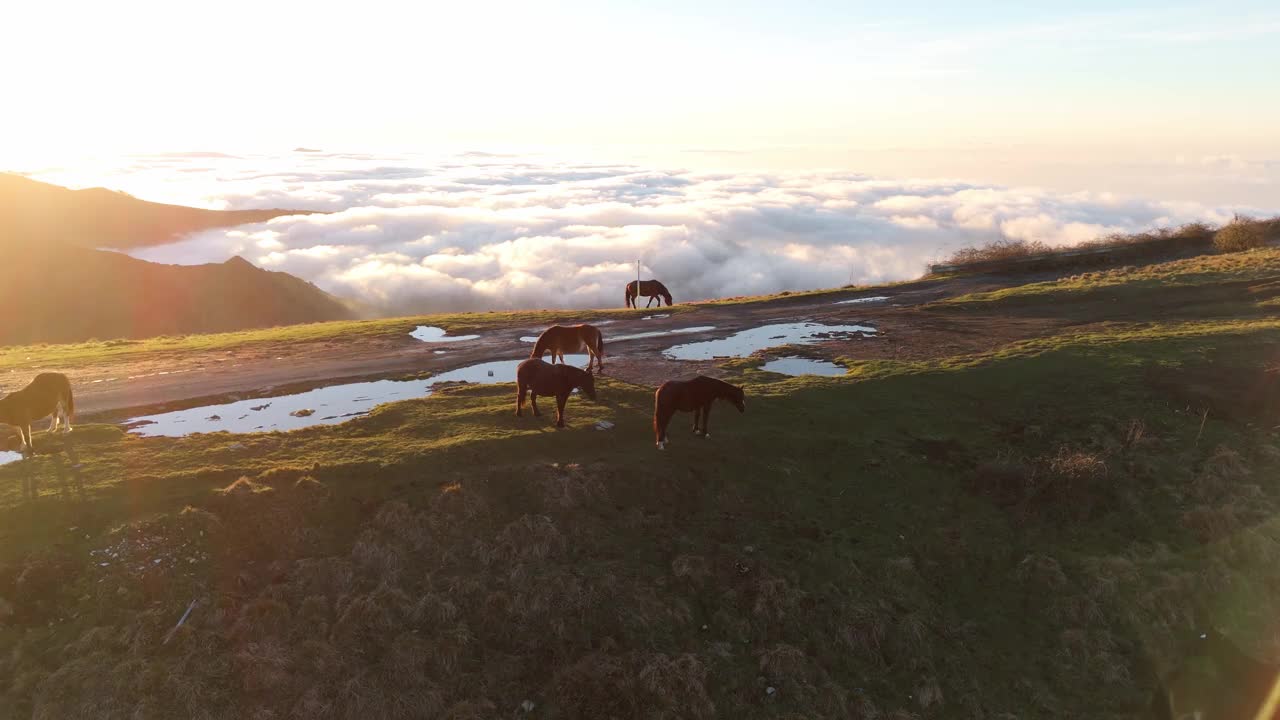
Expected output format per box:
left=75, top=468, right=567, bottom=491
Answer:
left=656, top=442, right=666, bottom=450
left=704, top=433, right=712, bottom=439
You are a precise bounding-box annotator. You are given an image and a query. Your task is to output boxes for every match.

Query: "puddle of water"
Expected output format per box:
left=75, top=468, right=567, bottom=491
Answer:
left=611, top=326, right=717, bottom=342
left=642, top=314, right=670, bottom=320
left=761, top=357, right=847, bottom=377
left=664, top=322, right=876, bottom=360
left=410, top=326, right=480, bottom=343
left=519, top=336, right=540, bottom=343
left=835, top=295, right=889, bottom=305
left=125, top=355, right=590, bottom=437
left=0, top=451, right=24, bottom=467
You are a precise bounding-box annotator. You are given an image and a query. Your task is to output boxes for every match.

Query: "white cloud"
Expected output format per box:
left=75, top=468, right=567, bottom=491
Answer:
left=34, top=151, right=1276, bottom=316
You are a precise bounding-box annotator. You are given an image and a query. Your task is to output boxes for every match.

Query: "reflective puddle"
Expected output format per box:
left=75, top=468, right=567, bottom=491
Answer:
left=410, top=326, right=480, bottom=343
left=125, top=355, right=590, bottom=437
left=522, top=326, right=717, bottom=343
left=0, top=451, right=23, bottom=467
left=611, top=326, right=717, bottom=342
left=642, top=314, right=670, bottom=320
left=664, top=322, right=876, bottom=360
left=835, top=295, right=889, bottom=305
left=761, top=357, right=847, bottom=377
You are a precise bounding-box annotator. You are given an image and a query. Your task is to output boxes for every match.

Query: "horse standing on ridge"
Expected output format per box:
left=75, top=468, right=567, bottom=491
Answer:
left=653, top=375, right=745, bottom=449
left=530, top=324, right=605, bottom=373
left=626, top=280, right=673, bottom=309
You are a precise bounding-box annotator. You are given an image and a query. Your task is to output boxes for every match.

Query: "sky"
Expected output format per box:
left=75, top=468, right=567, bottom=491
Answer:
left=3, top=1, right=1278, bottom=201
left=5, top=1, right=1279, bottom=313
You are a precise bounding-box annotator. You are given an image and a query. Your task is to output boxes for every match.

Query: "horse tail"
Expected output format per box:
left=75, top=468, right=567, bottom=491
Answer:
left=64, top=382, right=75, bottom=425
left=625, top=282, right=634, bottom=308
left=595, top=328, right=605, bottom=359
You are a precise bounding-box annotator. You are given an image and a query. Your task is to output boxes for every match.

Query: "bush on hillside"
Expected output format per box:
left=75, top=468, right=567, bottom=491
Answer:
left=945, top=239, right=1052, bottom=266
left=1214, top=216, right=1271, bottom=253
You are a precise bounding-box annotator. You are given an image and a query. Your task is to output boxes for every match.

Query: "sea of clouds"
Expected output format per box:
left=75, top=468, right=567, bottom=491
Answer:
left=29, top=151, right=1269, bottom=315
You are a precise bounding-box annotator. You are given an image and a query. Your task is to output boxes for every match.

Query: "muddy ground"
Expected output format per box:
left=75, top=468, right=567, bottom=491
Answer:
left=4, top=271, right=1080, bottom=437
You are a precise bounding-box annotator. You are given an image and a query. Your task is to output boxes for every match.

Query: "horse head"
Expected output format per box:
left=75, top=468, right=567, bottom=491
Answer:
left=579, top=368, right=597, bottom=401
left=661, top=285, right=674, bottom=306
left=732, top=385, right=746, bottom=413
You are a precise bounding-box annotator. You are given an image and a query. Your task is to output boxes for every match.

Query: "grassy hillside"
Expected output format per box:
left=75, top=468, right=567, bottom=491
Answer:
left=0, top=247, right=353, bottom=346
left=0, top=173, right=320, bottom=250
left=0, top=174, right=350, bottom=346
left=2, top=251, right=1279, bottom=718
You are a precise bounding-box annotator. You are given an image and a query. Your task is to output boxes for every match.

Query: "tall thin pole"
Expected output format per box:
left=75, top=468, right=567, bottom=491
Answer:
left=636, top=259, right=641, bottom=297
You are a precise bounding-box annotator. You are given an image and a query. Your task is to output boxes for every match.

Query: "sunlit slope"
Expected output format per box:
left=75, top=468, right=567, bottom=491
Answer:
left=2, top=248, right=1278, bottom=717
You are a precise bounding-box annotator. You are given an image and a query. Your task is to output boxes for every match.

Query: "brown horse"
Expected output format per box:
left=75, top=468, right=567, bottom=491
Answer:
left=530, top=324, right=605, bottom=372
left=516, top=359, right=597, bottom=428
left=653, top=375, right=744, bottom=449
left=0, top=372, right=74, bottom=454
left=625, top=279, right=673, bottom=309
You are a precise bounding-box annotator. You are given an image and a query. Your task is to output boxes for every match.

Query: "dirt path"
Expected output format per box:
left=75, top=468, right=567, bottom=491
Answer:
left=31, top=271, right=1060, bottom=427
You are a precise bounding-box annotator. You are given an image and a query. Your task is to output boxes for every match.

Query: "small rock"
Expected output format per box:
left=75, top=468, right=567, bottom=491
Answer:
left=595, top=421, right=615, bottom=431
left=520, top=700, right=535, bottom=712
left=766, top=687, right=777, bottom=696
left=487, top=370, right=495, bottom=377
left=116, top=587, right=128, bottom=596
left=290, top=409, right=315, bottom=418
left=744, top=545, right=755, bottom=554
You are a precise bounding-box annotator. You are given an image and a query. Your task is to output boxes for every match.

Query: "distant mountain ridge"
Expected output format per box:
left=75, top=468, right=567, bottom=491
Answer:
left=0, top=173, right=323, bottom=249
left=0, top=173, right=352, bottom=346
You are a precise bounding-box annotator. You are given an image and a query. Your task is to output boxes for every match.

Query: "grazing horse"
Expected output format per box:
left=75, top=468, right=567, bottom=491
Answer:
left=626, top=279, right=673, bottom=309
left=1147, top=606, right=1280, bottom=719
left=653, top=375, right=744, bottom=449
left=0, top=372, right=74, bottom=454
left=530, top=324, right=605, bottom=373
left=516, top=358, right=597, bottom=428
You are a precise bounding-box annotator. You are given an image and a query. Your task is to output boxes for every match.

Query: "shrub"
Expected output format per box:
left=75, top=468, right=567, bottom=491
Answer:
left=1214, top=216, right=1270, bottom=252
left=945, top=239, right=1052, bottom=266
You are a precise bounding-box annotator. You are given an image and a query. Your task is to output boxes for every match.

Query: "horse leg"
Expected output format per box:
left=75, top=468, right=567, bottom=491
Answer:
left=702, top=404, right=713, bottom=439
left=530, top=393, right=541, bottom=417
left=555, top=394, right=568, bottom=428
left=692, top=406, right=701, bottom=434
left=646, top=296, right=655, bottom=308
left=20, top=425, right=32, bottom=454
left=655, top=406, right=674, bottom=449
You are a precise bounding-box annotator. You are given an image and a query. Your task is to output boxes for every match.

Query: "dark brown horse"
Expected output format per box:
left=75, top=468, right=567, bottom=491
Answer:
left=516, top=359, right=597, bottom=428
left=0, top=372, right=74, bottom=454
left=653, top=375, right=744, bottom=449
left=530, top=324, right=605, bottom=372
left=1147, top=606, right=1280, bottom=719
left=626, top=279, right=673, bottom=309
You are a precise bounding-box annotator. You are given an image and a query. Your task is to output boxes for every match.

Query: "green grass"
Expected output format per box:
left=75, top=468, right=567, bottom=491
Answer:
left=941, top=247, right=1280, bottom=309
left=3, top=301, right=1279, bottom=717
